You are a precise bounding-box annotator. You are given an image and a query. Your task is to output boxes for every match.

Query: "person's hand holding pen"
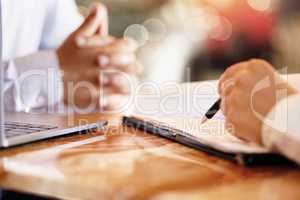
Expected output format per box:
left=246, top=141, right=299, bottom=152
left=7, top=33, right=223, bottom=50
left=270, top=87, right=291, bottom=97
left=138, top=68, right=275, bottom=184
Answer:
left=216, top=59, right=298, bottom=144
left=56, top=3, right=140, bottom=111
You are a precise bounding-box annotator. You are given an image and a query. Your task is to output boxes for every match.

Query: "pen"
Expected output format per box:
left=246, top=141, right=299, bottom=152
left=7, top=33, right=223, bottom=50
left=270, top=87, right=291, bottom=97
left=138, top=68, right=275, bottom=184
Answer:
left=201, top=98, right=221, bottom=124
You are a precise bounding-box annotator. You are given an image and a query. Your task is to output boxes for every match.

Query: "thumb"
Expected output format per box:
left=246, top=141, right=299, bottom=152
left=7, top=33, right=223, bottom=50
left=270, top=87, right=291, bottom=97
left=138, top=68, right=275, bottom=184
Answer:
left=75, top=3, right=108, bottom=37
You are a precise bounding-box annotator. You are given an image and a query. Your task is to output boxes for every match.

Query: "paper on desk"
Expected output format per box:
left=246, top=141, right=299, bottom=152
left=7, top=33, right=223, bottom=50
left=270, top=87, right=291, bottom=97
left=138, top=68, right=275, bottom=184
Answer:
left=134, top=115, right=269, bottom=154
left=131, top=81, right=224, bottom=119
left=131, top=81, right=268, bottom=154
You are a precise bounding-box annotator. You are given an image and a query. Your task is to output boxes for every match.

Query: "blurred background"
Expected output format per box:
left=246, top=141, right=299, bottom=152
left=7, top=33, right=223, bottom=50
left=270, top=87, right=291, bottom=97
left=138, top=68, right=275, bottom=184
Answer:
left=76, top=0, right=300, bottom=83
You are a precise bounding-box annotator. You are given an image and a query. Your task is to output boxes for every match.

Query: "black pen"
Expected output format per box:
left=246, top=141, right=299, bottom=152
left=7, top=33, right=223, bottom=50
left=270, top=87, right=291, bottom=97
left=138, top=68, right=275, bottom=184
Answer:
left=201, top=98, right=221, bottom=124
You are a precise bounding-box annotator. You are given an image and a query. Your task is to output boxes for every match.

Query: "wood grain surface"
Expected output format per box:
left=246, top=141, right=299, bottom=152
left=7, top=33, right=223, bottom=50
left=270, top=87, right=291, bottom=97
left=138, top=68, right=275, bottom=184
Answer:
left=0, top=82, right=299, bottom=200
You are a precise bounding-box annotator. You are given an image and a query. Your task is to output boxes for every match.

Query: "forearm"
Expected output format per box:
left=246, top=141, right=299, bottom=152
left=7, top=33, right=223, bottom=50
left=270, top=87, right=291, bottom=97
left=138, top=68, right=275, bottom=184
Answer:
left=3, top=51, right=63, bottom=112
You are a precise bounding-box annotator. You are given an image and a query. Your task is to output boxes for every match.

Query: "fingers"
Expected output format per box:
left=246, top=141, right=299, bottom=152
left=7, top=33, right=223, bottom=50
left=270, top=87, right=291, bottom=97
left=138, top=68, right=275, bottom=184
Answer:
left=219, top=79, right=235, bottom=98
left=99, top=94, right=131, bottom=111
left=247, top=59, right=274, bottom=72
left=76, top=36, right=139, bottom=73
left=218, top=61, right=248, bottom=95
left=77, top=36, right=137, bottom=53
left=216, top=59, right=279, bottom=145
left=77, top=36, right=115, bottom=48
left=225, top=109, right=260, bottom=143
left=93, top=3, right=108, bottom=36
left=98, top=54, right=135, bottom=67
left=83, top=69, right=136, bottom=93
left=64, top=74, right=133, bottom=109
left=98, top=38, right=138, bottom=54
left=97, top=39, right=138, bottom=73
left=220, top=89, right=235, bottom=116
left=75, top=3, right=108, bottom=38
left=99, top=73, right=135, bottom=94
left=98, top=54, right=138, bottom=72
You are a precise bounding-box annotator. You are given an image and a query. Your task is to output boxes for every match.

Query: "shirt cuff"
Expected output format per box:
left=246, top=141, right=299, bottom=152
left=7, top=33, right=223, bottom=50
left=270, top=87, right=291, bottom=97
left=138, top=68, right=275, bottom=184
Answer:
left=13, top=50, right=60, bottom=74
left=262, top=94, right=300, bottom=159
left=4, top=51, right=63, bottom=112
left=280, top=73, right=300, bottom=92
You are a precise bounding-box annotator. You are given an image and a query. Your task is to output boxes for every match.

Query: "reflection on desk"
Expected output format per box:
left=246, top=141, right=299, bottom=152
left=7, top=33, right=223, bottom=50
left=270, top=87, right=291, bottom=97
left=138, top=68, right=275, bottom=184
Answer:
left=0, top=117, right=299, bottom=200
left=0, top=82, right=299, bottom=200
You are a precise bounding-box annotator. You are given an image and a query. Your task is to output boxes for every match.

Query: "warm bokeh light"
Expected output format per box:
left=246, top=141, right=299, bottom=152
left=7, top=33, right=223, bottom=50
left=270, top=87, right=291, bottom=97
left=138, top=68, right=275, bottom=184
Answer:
left=210, top=0, right=234, bottom=9
left=143, top=19, right=166, bottom=42
left=247, top=0, right=272, bottom=11
left=209, top=17, right=232, bottom=41
left=124, top=24, right=149, bottom=47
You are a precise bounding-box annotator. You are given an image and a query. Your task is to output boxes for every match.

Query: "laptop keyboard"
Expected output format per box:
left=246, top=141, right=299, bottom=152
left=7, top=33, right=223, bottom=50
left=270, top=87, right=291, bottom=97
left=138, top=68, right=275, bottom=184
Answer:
left=4, top=122, right=57, bottom=138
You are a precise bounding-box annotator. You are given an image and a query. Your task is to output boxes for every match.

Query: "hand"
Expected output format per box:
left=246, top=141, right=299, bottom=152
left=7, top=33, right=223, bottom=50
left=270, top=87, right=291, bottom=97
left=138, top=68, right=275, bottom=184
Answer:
left=218, top=59, right=297, bottom=144
left=56, top=3, right=139, bottom=110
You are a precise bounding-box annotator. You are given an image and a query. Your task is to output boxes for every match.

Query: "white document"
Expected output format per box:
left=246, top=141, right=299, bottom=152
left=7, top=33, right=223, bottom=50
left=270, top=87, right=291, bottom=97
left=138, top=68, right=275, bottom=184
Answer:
left=133, top=115, right=269, bottom=154
left=131, top=81, right=269, bottom=154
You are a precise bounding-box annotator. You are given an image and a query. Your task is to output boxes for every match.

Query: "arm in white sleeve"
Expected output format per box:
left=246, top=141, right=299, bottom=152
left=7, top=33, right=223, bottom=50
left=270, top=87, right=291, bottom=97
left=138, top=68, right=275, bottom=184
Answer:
left=281, top=73, right=300, bottom=92
left=3, top=51, right=63, bottom=112
left=262, top=94, right=300, bottom=165
left=40, top=0, right=83, bottom=49
left=3, top=0, right=83, bottom=112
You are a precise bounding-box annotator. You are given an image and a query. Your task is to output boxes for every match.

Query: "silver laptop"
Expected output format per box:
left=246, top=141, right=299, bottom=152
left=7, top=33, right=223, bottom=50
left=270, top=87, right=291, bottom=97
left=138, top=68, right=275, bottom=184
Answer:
left=0, top=112, right=107, bottom=148
left=0, top=82, right=108, bottom=148
left=0, top=65, right=107, bottom=147
left=0, top=78, right=107, bottom=147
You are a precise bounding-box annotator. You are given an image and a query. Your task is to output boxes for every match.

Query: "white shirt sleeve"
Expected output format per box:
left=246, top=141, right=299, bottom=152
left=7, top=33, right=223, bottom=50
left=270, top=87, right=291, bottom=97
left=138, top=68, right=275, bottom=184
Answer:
left=2, top=0, right=83, bottom=112
left=281, top=73, right=300, bottom=92
left=262, top=73, right=300, bottom=164
left=40, top=0, right=83, bottom=49
left=3, top=51, right=63, bottom=112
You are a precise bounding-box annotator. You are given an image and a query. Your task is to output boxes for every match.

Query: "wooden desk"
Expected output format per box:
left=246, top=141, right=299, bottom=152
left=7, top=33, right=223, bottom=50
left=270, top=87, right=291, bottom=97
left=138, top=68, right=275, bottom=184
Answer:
left=0, top=82, right=299, bottom=200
